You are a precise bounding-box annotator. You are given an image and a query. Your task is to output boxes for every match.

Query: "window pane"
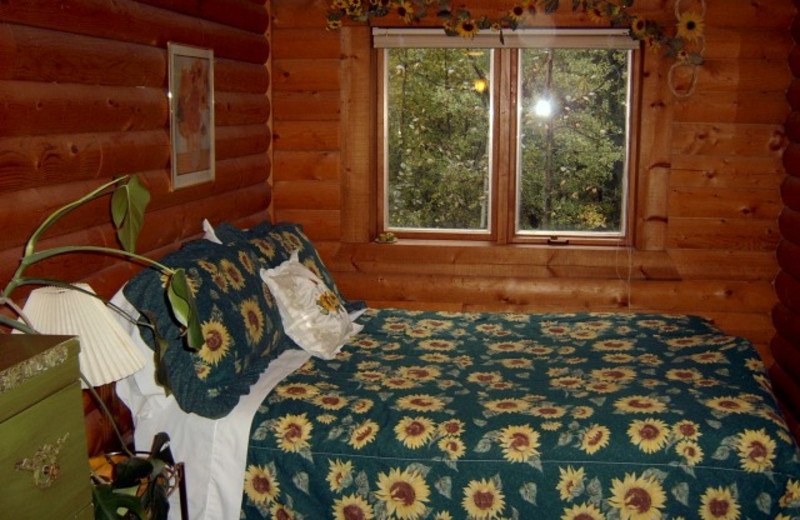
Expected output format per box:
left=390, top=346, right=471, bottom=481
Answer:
left=385, top=48, right=492, bottom=231
left=517, top=48, right=630, bottom=235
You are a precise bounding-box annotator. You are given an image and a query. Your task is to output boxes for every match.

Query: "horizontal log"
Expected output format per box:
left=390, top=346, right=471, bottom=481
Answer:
left=0, top=0, right=269, bottom=63
left=704, top=0, right=795, bottom=28
left=272, top=209, right=341, bottom=240
left=786, top=111, right=800, bottom=142
left=216, top=124, right=270, bottom=161
left=215, top=58, right=270, bottom=94
left=272, top=58, right=340, bottom=91
left=668, top=250, right=778, bottom=281
left=273, top=90, right=340, bottom=121
left=272, top=28, right=340, bottom=59
left=0, top=22, right=164, bottom=87
left=780, top=207, right=800, bottom=243
left=775, top=269, right=800, bottom=314
left=789, top=79, right=800, bottom=111
left=0, top=80, right=166, bottom=136
left=135, top=0, right=269, bottom=34
left=668, top=217, right=779, bottom=251
left=772, top=303, right=800, bottom=344
left=670, top=155, right=785, bottom=188
left=703, top=27, right=793, bottom=61
left=0, top=130, right=170, bottom=192
left=272, top=179, right=341, bottom=210
left=671, top=122, right=787, bottom=157
left=273, top=120, right=339, bottom=150
left=0, top=185, right=271, bottom=289
left=768, top=362, right=800, bottom=428
left=695, top=59, right=792, bottom=94
left=777, top=240, right=800, bottom=279
left=0, top=153, right=270, bottom=250
left=333, top=272, right=776, bottom=313
left=771, top=334, right=800, bottom=386
left=784, top=143, right=800, bottom=175
left=782, top=175, right=800, bottom=209
left=673, top=90, right=790, bottom=125
left=273, top=150, right=340, bottom=182
left=668, top=186, right=782, bottom=219
left=215, top=91, right=270, bottom=126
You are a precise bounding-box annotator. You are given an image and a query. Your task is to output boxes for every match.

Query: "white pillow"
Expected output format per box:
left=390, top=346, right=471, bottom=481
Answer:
left=202, top=218, right=222, bottom=244
left=261, top=251, right=362, bottom=359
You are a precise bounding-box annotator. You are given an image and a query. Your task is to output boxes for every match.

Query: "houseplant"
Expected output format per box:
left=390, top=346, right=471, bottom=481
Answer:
left=0, top=175, right=202, bottom=519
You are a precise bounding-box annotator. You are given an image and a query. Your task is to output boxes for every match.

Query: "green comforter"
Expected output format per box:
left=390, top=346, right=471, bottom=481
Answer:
left=241, top=309, right=800, bottom=520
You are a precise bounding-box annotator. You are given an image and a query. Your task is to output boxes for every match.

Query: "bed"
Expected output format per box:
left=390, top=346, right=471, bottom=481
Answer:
left=115, top=221, right=800, bottom=520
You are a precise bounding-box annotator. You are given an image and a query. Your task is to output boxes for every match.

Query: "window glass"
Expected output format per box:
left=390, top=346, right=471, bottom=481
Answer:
left=384, top=48, right=493, bottom=232
left=517, top=48, right=631, bottom=236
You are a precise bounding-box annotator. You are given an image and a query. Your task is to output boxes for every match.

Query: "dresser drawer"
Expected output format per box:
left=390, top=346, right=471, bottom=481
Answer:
left=2, top=381, right=92, bottom=518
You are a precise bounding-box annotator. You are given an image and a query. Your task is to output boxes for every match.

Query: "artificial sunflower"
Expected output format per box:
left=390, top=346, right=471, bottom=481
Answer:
left=274, top=382, right=320, bottom=400
left=314, top=394, right=349, bottom=411
left=591, top=367, right=636, bottom=382
left=375, top=467, right=431, bottom=520
left=614, top=395, right=667, bottom=414
left=571, top=406, right=594, bottom=419
left=419, top=338, right=457, bottom=351
left=332, top=493, right=375, bottom=520
left=781, top=479, right=800, bottom=508
left=199, top=319, right=232, bottom=365
left=627, top=418, right=670, bottom=454
left=395, top=416, right=436, bottom=449
left=352, top=398, right=374, bottom=414
left=439, top=419, right=466, bottom=437
left=676, top=10, right=704, bottom=42
left=349, top=420, right=379, bottom=449
left=675, top=440, right=703, bottom=466
left=438, top=436, right=467, bottom=460
left=698, top=486, right=740, bottom=520
left=561, top=502, right=606, bottom=520
left=270, top=503, right=295, bottom=520
left=274, top=413, right=313, bottom=453
left=673, top=420, right=701, bottom=440
left=498, top=425, right=541, bottom=463
left=396, top=394, right=446, bottom=412
left=607, top=472, right=666, bottom=520
left=240, top=298, right=265, bottom=344
left=580, top=424, right=611, bottom=455
left=556, top=466, right=586, bottom=501
left=500, top=358, right=533, bottom=369
left=399, top=365, right=442, bottom=381
left=705, top=396, right=754, bottom=414
left=326, top=459, right=353, bottom=493
left=238, top=250, right=255, bottom=274
left=592, top=339, right=634, bottom=351
left=484, top=398, right=531, bottom=414
left=220, top=258, right=246, bottom=290
left=735, top=428, right=776, bottom=472
left=462, top=478, right=506, bottom=520
left=468, top=371, right=504, bottom=384
left=243, top=464, right=280, bottom=505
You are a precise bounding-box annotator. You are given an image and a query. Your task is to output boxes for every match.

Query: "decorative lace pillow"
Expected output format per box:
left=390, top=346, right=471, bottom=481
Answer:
left=261, top=251, right=362, bottom=360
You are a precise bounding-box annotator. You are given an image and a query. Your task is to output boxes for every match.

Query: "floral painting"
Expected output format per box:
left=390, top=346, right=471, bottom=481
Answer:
left=168, top=42, right=215, bottom=189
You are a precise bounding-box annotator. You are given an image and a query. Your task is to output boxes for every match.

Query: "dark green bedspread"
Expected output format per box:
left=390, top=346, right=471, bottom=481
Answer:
left=241, top=309, right=800, bottom=520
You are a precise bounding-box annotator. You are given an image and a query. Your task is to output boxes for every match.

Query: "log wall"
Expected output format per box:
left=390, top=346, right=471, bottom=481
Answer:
left=272, top=0, right=793, bottom=365
left=0, top=0, right=273, bottom=454
left=771, top=0, right=800, bottom=440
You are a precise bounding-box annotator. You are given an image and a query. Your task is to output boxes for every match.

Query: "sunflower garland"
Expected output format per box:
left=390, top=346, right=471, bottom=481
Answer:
left=326, top=0, right=706, bottom=96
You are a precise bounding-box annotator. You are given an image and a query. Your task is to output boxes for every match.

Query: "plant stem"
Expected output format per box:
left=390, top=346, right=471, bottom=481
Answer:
left=81, top=372, right=135, bottom=458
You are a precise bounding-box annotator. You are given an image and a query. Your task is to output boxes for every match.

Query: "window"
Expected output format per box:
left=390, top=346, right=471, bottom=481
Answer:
left=375, top=29, right=638, bottom=245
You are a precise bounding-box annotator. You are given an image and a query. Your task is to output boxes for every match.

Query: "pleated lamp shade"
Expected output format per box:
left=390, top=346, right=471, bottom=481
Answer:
left=19, top=283, right=147, bottom=388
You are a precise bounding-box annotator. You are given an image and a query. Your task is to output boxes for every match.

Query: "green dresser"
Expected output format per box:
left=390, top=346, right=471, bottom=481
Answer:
left=1, top=335, right=93, bottom=519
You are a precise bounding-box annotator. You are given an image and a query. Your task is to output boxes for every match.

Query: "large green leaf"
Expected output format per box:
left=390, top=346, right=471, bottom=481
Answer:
left=113, top=457, right=153, bottom=489
left=166, top=268, right=203, bottom=351
left=111, top=176, right=151, bottom=253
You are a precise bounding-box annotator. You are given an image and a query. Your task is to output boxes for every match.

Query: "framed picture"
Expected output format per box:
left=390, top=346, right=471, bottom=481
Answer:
left=168, top=42, right=215, bottom=189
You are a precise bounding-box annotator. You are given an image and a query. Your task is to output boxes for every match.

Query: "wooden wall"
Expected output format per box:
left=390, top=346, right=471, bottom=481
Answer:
left=772, top=0, right=800, bottom=439
left=0, top=0, right=273, bottom=454
left=272, top=0, right=793, bottom=364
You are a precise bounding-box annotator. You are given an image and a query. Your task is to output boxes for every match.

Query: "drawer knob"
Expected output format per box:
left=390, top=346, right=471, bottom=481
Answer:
left=14, top=433, right=69, bottom=489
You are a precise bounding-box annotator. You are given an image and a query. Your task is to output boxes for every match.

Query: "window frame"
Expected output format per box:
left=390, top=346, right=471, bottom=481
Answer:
left=375, top=28, right=642, bottom=247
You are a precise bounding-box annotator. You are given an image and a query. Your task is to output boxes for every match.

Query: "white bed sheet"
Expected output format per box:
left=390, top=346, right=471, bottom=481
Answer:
left=111, top=291, right=311, bottom=520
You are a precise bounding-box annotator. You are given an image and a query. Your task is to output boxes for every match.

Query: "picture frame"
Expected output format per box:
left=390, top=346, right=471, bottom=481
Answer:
left=168, top=42, right=215, bottom=190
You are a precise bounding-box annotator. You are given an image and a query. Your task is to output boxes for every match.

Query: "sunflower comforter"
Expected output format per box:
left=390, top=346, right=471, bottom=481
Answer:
left=240, top=309, right=800, bottom=520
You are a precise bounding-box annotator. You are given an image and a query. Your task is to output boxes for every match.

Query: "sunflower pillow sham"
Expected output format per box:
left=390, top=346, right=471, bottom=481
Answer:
left=123, top=239, right=296, bottom=418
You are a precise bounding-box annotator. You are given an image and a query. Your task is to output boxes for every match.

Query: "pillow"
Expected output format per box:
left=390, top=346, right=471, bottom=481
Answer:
left=123, top=239, right=295, bottom=418
left=261, top=250, right=362, bottom=360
